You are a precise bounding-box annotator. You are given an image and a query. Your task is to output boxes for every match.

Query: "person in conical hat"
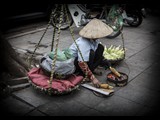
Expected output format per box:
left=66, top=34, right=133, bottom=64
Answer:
left=79, top=18, right=113, bottom=39
left=69, top=18, right=113, bottom=88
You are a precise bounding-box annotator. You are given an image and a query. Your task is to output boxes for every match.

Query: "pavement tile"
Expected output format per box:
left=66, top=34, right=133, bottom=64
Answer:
left=124, top=47, right=140, bottom=59
left=124, top=36, right=159, bottom=61
left=80, top=108, right=106, bottom=116
left=125, top=53, right=156, bottom=78
left=25, top=109, right=46, bottom=116
left=115, top=83, right=160, bottom=108
left=93, top=95, right=144, bottom=116
left=12, top=85, right=87, bottom=107
left=8, top=27, right=82, bottom=55
left=72, top=87, right=107, bottom=108
left=127, top=59, right=152, bottom=72
left=129, top=71, right=160, bottom=93
left=0, top=96, right=34, bottom=116
left=125, top=39, right=155, bottom=55
left=129, top=44, right=160, bottom=63
left=37, top=97, right=90, bottom=116
left=144, top=61, right=160, bottom=73
left=12, top=87, right=54, bottom=107
left=122, top=27, right=142, bottom=41
left=135, top=106, right=159, bottom=116
left=36, top=101, right=64, bottom=116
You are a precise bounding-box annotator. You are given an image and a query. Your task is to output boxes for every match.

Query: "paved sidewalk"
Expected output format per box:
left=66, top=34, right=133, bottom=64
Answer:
left=1, top=15, right=160, bottom=116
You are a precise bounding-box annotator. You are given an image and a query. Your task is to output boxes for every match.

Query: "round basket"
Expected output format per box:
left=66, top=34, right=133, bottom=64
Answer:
left=106, top=57, right=124, bottom=65
left=28, top=79, right=80, bottom=96
left=103, top=45, right=125, bottom=65
left=27, top=68, right=84, bottom=96
left=106, top=72, right=128, bottom=87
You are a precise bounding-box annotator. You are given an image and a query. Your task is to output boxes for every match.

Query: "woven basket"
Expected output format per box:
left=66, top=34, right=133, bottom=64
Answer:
left=28, top=79, right=80, bottom=96
left=107, top=57, right=125, bottom=65
left=106, top=72, right=128, bottom=87
left=27, top=67, right=84, bottom=96
left=103, top=45, right=125, bottom=65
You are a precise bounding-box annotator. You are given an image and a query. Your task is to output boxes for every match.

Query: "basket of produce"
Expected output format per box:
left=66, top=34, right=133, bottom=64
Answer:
left=27, top=67, right=84, bottom=95
left=106, top=72, right=128, bottom=87
left=103, top=45, right=125, bottom=64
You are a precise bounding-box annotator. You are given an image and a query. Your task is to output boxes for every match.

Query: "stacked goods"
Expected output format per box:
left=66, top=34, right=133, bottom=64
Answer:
left=103, top=45, right=125, bottom=61
left=107, top=72, right=128, bottom=87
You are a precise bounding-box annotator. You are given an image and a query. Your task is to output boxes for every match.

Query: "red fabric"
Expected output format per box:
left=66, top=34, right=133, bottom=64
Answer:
left=27, top=68, right=84, bottom=92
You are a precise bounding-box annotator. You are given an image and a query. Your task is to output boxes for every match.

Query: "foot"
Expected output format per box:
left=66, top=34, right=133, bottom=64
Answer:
left=93, top=68, right=102, bottom=76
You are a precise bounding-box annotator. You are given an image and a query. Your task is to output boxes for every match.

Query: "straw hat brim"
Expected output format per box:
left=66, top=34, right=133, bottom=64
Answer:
left=79, top=18, right=113, bottom=39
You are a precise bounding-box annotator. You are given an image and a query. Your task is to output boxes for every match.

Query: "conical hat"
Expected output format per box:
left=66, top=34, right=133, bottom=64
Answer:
left=79, top=18, right=113, bottom=39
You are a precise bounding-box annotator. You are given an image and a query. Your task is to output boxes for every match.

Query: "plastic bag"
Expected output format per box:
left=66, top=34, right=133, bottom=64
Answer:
left=48, top=49, right=67, bottom=61
left=63, top=48, right=73, bottom=59
left=48, top=48, right=73, bottom=61
left=40, top=55, right=75, bottom=76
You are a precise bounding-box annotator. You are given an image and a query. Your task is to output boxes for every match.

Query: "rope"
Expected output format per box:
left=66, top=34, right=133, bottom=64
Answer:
left=114, top=29, right=131, bottom=79
left=64, top=4, right=88, bottom=79
left=64, top=4, right=85, bottom=62
left=120, top=31, right=131, bottom=78
left=51, top=24, right=56, bottom=52
left=29, top=6, right=58, bottom=67
left=121, top=31, right=126, bottom=59
left=48, top=4, right=64, bottom=94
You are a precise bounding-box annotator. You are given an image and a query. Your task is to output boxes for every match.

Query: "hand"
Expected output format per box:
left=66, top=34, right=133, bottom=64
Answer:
left=92, top=77, right=101, bottom=88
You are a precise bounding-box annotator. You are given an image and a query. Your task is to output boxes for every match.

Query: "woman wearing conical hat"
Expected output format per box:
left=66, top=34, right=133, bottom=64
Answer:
left=69, top=18, right=113, bottom=88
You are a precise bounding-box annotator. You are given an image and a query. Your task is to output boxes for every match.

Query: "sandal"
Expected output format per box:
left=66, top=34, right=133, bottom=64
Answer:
left=93, top=68, right=102, bottom=76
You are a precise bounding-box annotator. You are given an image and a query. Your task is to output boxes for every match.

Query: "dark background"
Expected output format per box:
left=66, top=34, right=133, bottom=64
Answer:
left=0, top=0, right=159, bottom=32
